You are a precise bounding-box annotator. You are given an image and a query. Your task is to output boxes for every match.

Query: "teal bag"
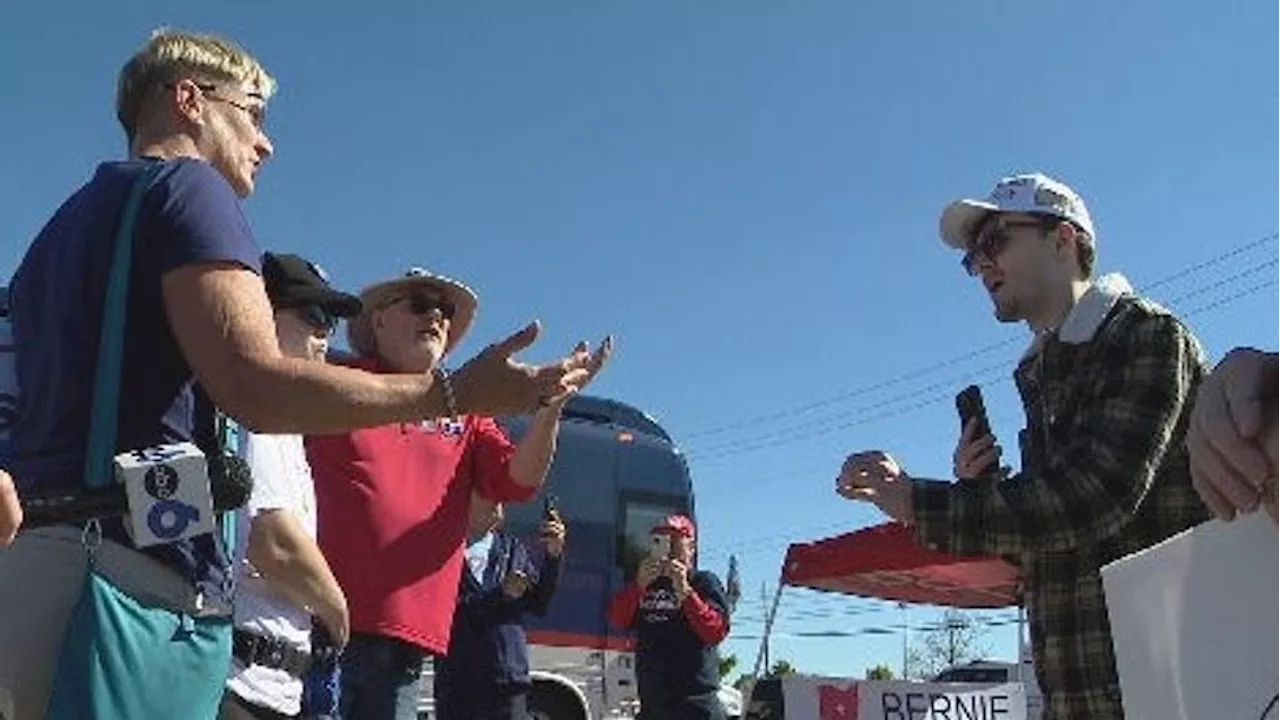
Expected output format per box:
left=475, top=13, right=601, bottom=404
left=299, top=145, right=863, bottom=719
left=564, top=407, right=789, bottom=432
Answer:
left=43, top=161, right=237, bottom=720
left=45, top=572, right=232, bottom=719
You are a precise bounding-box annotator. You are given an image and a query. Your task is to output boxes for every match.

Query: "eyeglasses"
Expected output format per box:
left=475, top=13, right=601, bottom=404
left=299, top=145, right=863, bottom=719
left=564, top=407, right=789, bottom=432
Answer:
left=386, top=292, right=456, bottom=320
left=165, top=81, right=267, bottom=129
left=203, top=86, right=267, bottom=129
left=298, top=305, right=338, bottom=335
left=960, top=217, right=1059, bottom=276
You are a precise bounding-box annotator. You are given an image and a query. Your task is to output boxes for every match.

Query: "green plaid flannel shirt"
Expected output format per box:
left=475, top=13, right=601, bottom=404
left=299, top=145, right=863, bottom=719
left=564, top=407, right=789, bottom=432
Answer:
left=912, top=292, right=1211, bottom=719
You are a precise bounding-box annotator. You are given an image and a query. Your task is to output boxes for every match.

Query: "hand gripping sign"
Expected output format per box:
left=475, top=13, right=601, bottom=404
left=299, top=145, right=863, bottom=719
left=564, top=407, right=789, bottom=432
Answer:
left=115, top=442, right=216, bottom=547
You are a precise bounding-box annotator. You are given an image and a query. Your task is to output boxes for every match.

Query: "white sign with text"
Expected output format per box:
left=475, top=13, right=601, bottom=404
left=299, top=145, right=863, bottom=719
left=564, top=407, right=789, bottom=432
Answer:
left=782, top=675, right=1025, bottom=720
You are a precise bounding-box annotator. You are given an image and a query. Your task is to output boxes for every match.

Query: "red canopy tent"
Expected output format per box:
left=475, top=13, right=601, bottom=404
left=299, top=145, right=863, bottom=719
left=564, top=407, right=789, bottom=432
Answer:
left=780, top=521, right=1020, bottom=609
left=746, top=521, right=1028, bottom=685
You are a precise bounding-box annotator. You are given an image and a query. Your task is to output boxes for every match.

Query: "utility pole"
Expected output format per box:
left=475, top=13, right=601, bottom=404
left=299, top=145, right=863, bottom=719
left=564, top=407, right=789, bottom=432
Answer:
left=899, top=602, right=909, bottom=679
left=751, top=580, right=784, bottom=681
left=761, top=582, right=771, bottom=670
left=946, top=611, right=964, bottom=666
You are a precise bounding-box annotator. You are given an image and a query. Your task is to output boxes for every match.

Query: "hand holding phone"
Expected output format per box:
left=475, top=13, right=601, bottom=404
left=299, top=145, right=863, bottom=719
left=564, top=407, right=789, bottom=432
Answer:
left=955, top=385, right=1000, bottom=478
left=649, top=533, right=672, bottom=559
left=539, top=495, right=567, bottom=557
left=636, top=556, right=663, bottom=588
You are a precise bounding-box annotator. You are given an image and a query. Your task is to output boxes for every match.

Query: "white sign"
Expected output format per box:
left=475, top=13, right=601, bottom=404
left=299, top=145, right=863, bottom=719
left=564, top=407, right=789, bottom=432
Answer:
left=1101, top=512, right=1279, bottom=720
left=782, top=676, right=1025, bottom=720
left=115, top=442, right=216, bottom=547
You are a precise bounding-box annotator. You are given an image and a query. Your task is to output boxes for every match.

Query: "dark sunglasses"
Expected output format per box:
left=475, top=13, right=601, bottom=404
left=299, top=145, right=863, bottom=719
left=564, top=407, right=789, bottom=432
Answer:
left=387, top=292, right=456, bottom=320
left=960, top=216, right=1060, bottom=276
left=297, top=305, right=339, bottom=335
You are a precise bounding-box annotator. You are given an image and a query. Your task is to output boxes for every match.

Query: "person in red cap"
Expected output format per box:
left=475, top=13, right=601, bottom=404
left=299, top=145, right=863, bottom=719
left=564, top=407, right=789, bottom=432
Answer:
left=607, top=513, right=730, bottom=719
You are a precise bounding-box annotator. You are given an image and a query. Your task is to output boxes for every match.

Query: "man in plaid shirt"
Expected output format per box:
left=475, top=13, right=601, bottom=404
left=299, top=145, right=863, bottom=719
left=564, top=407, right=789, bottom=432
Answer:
left=837, top=173, right=1212, bottom=719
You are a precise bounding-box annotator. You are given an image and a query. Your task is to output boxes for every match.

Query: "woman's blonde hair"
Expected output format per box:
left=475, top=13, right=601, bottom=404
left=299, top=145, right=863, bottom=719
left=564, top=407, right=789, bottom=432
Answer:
left=116, top=28, right=277, bottom=144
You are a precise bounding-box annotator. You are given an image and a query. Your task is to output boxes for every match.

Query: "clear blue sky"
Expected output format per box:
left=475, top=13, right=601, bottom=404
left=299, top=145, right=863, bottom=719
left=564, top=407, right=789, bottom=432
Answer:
left=2, top=0, right=1276, bottom=681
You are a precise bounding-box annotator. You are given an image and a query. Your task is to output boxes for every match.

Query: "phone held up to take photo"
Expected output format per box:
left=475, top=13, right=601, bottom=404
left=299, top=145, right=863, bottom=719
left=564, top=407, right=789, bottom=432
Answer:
left=955, top=384, right=999, bottom=477
left=649, top=533, right=672, bottom=559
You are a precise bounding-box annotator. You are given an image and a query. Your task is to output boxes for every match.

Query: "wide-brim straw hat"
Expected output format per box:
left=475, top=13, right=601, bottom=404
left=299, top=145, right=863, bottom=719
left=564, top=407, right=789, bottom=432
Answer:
left=346, top=267, right=478, bottom=358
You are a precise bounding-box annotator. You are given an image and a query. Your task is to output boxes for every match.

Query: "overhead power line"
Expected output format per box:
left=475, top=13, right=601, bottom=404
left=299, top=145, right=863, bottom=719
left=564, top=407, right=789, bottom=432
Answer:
left=681, top=232, right=1278, bottom=444
left=684, top=254, right=1278, bottom=463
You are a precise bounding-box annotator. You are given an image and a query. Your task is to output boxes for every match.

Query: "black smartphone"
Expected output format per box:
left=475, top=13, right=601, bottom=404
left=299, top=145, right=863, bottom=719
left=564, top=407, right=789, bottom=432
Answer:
left=956, top=385, right=999, bottom=475
left=542, top=493, right=558, bottom=519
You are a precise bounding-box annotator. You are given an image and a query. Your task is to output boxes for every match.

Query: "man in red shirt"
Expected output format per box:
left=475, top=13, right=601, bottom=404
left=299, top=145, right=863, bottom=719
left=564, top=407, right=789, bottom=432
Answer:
left=305, top=267, right=611, bottom=720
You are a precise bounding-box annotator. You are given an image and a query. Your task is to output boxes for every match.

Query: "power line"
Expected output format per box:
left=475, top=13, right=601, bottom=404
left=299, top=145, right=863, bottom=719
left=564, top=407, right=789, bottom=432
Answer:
left=685, top=256, right=1277, bottom=464
left=695, top=265, right=1274, bottom=482
left=1182, top=277, right=1277, bottom=318
left=726, top=582, right=1020, bottom=631
left=1141, top=233, right=1277, bottom=292
left=697, top=408, right=1053, bottom=557
left=697, top=276, right=1274, bottom=632
left=697, top=407, right=1027, bottom=500
left=728, top=614, right=1024, bottom=641
left=695, top=272, right=1274, bottom=545
left=685, top=363, right=1012, bottom=460
left=734, top=598, right=895, bottom=626
left=680, top=233, right=1278, bottom=442
left=695, top=252, right=1273, bottom=641
left=683, top=336, right=1019, bottom=442
left=701, top=518, right=854, bottom=559
left=685, top=360, right=1012, bottom=457
left=737, top=613, right=1021, bottom=635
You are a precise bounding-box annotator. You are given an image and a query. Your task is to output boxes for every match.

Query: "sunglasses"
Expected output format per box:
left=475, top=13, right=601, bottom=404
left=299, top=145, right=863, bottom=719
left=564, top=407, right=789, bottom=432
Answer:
left=387, top=292, right=456, bottom=320
left=960, top=217, right=1059, bottom=276
left=297, top=305, right=339, bottom=335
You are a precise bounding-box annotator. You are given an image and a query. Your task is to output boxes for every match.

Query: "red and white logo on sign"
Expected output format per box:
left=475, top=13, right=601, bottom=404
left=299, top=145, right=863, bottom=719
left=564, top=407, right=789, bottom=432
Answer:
left=818, top=683, right=860, bottom=719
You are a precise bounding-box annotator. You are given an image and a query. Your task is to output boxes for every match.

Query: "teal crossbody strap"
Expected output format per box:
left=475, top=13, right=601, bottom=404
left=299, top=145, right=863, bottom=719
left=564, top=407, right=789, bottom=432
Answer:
left=217, top=414, right=242, bottom=553
left=82, top=162, right=167, bottom=489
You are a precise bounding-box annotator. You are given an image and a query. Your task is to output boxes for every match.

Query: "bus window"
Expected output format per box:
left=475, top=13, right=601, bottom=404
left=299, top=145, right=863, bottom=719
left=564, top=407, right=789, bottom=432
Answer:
left=617, top=496, right=688, bottom=582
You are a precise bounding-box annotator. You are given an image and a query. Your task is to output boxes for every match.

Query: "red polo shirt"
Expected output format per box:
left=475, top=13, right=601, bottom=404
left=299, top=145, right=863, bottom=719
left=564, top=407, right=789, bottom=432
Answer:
left=304, top=358, right=536, bottom=654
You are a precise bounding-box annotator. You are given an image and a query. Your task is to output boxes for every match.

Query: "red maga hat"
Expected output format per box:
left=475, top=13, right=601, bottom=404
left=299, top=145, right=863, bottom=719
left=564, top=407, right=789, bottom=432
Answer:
left=651, top=514, right=695, bottom=540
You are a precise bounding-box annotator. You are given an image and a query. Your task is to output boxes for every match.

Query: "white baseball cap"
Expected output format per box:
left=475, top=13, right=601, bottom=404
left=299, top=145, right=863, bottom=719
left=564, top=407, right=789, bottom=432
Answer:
left=938, top=173, right=1096, bottom=250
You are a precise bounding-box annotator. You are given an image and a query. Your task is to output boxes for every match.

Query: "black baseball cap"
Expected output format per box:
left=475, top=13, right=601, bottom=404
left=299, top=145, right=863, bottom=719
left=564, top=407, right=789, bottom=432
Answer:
left=261, top=253, right=362, bottom=318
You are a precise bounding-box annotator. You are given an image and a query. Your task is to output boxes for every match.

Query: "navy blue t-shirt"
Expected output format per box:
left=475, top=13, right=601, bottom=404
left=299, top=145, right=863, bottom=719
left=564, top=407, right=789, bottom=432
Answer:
left=9, top=157, right=262, bottom=604
left=634, top=571, right=728, bottom=709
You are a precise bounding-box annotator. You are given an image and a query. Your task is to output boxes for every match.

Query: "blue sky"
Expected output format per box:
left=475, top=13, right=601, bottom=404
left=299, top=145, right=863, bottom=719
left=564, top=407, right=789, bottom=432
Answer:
left=2, top=1, right=1276, bottom=681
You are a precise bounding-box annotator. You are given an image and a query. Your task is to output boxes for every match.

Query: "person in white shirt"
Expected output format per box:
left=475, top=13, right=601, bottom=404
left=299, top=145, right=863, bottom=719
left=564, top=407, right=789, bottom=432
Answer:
left=221, top=253, right=360, bottom=720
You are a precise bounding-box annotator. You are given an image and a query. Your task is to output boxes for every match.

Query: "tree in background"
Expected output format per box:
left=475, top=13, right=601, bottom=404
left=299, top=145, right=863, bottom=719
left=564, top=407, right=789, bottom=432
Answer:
left=905, top=609, right=991, bottom=679
left=864, top=664, right=895, bottom=680
left=719, top=653, right=738, bottom=680
left=766, top=659, right=797, bottom=678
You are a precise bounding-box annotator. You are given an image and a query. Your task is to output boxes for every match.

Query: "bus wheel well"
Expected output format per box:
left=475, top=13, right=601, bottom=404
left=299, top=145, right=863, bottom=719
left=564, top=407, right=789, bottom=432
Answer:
left=528, top=679, right=587, bottom=720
